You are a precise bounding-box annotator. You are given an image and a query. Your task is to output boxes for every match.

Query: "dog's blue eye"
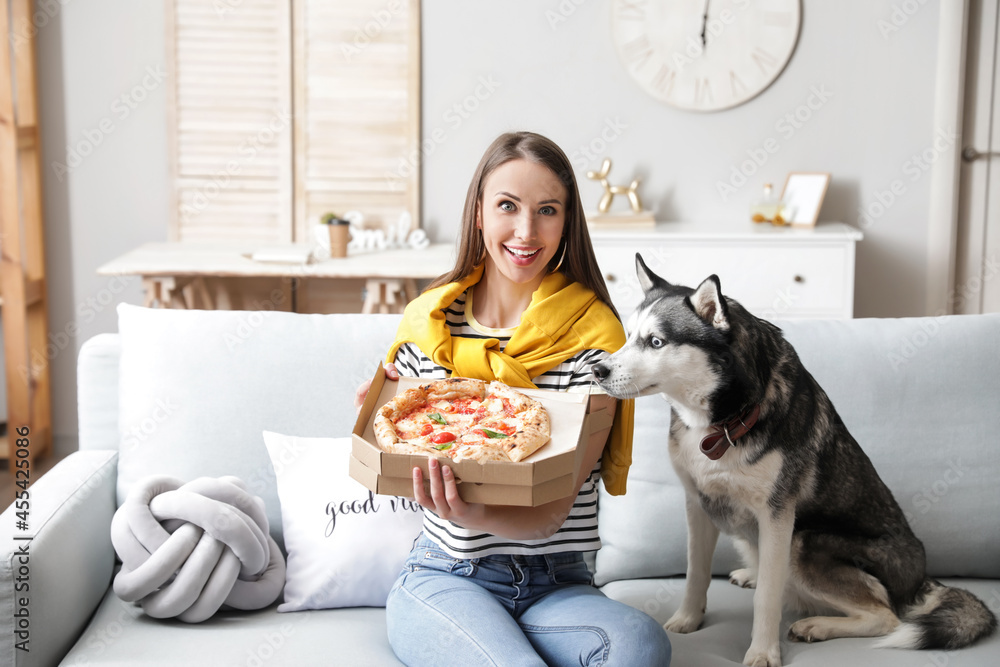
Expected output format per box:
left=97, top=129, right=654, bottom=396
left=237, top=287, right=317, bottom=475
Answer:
left=650, top=336, right=664, bottom=348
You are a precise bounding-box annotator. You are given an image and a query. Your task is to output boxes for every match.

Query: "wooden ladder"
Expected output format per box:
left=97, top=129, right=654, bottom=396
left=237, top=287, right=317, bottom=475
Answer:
left=1, top=0, right=53, bottom=470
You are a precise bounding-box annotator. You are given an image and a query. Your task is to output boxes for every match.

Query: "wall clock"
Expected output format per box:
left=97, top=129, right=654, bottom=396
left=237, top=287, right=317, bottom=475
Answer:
left=611, top=0, right=801, bottom=112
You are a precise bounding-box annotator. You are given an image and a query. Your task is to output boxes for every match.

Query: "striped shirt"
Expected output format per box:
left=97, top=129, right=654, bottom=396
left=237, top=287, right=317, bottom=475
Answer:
left=392, top=288, right=609, bottom=558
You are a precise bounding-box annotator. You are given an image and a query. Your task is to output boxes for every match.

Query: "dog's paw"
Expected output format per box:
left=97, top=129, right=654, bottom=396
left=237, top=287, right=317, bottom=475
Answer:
left=664, top=609, right=704, bottom=634
left=729, top=568, right=757, bottom=588
left=787, top=618, right=830, bottom=643
left=742, top=645, right=781, bottom=667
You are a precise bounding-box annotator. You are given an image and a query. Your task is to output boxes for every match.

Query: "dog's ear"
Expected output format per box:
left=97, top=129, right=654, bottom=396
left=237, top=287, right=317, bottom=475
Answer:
left=687, top=275, right=729, bottom=331
left=635, top=253, right=669, bottom=294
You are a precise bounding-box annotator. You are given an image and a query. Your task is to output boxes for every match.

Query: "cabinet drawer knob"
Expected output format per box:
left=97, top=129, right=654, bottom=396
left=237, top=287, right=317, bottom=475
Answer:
left=794, top=275, right=805, bottom=283
left=605, top=273, right=616, bottom=283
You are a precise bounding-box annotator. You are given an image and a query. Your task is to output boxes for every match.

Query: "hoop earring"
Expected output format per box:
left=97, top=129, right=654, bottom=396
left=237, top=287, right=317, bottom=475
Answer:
left=550, top=240, right=567, bottom=274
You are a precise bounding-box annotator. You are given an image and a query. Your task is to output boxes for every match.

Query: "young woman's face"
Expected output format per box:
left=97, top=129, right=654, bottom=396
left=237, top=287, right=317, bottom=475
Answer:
left=477, top=159, right=567, bottom=289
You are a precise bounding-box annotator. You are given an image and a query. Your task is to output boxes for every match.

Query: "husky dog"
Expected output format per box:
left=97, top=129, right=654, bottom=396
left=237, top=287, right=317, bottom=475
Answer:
left=592, top=255, right=997, bottom=667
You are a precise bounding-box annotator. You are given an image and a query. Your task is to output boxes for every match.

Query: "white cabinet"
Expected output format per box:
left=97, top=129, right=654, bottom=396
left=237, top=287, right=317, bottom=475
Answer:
left=589, top=221, right=863, bottom=320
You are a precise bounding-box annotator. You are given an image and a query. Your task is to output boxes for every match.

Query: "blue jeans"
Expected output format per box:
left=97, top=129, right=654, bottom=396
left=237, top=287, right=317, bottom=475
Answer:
left=385, top=533, right=671, bottom=666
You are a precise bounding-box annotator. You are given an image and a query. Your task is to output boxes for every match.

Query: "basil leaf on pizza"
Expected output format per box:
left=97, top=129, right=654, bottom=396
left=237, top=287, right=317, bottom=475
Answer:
left=372, top=378, right=551, bottom=463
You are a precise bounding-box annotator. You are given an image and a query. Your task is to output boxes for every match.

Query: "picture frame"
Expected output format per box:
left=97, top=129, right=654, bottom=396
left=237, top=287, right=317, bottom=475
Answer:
left=780, top=172, right=831, bottom=227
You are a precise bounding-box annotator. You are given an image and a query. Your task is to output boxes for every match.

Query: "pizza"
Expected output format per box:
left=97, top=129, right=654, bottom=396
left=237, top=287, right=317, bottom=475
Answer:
left=373, top=378, right=550, bottom=463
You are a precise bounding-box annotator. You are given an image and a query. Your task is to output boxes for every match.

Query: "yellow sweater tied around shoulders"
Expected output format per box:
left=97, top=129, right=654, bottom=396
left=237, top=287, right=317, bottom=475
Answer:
left=385, top=264, right=634, bottom=495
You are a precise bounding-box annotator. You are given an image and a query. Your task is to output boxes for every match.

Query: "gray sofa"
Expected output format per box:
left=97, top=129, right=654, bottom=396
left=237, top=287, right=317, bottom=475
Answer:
left=2, top=304, right=998, bottom=667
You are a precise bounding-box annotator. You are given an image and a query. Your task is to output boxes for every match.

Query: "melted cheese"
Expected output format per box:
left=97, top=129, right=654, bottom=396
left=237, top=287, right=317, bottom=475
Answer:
left=391, top=396, right=521, bottom=457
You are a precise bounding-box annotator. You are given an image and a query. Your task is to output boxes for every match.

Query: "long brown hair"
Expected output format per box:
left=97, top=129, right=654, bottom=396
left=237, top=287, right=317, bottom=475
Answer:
left=428, top=131, right=619, bottom=320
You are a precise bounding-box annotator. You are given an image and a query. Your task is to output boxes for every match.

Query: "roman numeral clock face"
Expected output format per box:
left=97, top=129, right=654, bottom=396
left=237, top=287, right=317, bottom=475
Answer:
left=611, top=0, right=801, bottom=112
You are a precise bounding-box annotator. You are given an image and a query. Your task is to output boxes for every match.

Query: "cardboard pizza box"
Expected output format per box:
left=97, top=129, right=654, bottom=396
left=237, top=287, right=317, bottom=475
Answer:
left=349, top=364, right=615, bottom=506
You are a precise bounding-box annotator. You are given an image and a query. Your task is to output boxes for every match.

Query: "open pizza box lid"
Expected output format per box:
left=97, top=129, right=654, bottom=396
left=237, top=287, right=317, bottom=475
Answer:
left=350, top=364, right=615, bottom=506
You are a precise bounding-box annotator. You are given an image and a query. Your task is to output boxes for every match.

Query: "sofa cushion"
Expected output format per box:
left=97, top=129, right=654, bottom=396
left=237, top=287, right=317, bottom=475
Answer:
left=595, top=314, right=1000, bottom=585
left=59, top=578, right=1000, bottom=666
left=601, top=577, right=1000, bottom=666
left=59, top=589, right=404, bottom=666
left=780, top=315, right=1000, bottom=578
left=115, top=304, right=403, bottom=549
left=263, top=433, right=423, bottom=611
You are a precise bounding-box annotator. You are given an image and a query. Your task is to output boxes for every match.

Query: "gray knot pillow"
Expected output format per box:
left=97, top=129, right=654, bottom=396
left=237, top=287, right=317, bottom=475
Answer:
left=111, top=475, right=286, bottom=623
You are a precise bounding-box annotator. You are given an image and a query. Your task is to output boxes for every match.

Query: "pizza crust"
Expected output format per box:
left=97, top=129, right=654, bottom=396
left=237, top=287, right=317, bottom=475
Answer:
left=372, top=386, right=425, bottom=453
left=372, top=378, right=551, bottom=463
left=424, top=377, right=486, bottom=402
left=502, top=414, right=549, bottom=462
left=449, top=444, right=510, bottom=463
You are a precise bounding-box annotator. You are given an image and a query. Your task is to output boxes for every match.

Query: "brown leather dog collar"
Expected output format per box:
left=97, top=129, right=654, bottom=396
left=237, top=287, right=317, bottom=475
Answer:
left=699, top=404, right=762, bottom=460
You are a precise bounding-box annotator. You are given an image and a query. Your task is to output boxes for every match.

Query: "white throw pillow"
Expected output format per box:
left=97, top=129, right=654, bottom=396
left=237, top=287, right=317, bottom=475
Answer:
left=263, top=432, right=424, bottom=610
left=115, top=303, right=404, bottom=552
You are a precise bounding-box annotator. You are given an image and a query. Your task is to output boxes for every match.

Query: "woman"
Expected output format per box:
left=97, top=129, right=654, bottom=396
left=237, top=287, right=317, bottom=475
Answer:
left=358, top=131, right=671, bottom=666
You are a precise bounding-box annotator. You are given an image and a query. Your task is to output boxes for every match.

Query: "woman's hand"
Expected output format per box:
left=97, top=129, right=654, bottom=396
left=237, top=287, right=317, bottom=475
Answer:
left=413, top=458, right=486, bottom=527
left=354, top=362, right=399, bottom=413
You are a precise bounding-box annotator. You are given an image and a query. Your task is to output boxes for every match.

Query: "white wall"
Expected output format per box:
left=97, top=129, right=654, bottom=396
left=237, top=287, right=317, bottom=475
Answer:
left=36, top=0, right=167, bottom=453
left=421, top=0, right=942, bottom=319
left=33, top=0, right=946, bottom=446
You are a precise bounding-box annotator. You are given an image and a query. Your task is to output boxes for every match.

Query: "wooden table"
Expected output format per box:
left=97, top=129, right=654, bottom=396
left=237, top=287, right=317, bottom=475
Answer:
left=97, top=242, right=456, bottom=313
